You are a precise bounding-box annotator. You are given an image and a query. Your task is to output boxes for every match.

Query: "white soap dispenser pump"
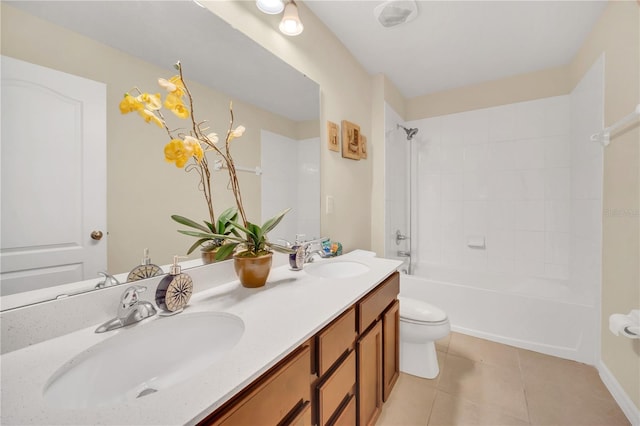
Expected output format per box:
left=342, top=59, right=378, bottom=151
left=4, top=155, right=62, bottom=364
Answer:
left=127, top=248, right=163, bottom=281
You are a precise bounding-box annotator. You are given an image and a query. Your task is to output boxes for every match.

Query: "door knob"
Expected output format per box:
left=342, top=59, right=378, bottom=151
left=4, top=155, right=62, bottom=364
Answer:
left=91, top=230, right=104, bottom=241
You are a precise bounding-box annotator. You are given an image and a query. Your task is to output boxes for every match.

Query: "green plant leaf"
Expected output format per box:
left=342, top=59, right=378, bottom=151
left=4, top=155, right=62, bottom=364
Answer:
left=261, top=208, right=291, bottom=235
left=186, top=238, right=211, bottom=255
left=204, top=220, right=216, bottom=233
left=246, top=222, right=263, bottom=249
left=177, top=230, right=216, bottom=239
left=217, top=207, right=239, bottom=236
left=218, top=207, right=238, bottom=223
left=229, top=221, right=255, bottom=238
left=266, top=242, right=296, bottom=254
left=171, top=215, right=210, bottom=233
left=215, top=242, right=237, bottom=260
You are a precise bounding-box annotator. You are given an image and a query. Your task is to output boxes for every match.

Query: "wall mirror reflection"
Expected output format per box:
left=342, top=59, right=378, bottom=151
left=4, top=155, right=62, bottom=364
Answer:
left=0, top=1, right=320, bottom=310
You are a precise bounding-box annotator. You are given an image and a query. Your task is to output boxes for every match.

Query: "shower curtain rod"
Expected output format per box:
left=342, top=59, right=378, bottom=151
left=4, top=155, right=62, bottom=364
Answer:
left=213, top=160, right=262, bottom=176
left=591, top=103, right=640, bottom=147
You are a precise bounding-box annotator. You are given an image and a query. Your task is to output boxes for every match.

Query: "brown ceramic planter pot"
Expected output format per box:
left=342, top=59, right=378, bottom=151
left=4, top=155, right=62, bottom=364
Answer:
left=233, top=252, right=273, bottom=288
left=201, top=247, right=232, bottom=264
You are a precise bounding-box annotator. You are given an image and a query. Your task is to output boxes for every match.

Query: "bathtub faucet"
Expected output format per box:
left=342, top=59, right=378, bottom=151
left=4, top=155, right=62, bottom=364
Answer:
left=396, top=230, right=409, bottom=245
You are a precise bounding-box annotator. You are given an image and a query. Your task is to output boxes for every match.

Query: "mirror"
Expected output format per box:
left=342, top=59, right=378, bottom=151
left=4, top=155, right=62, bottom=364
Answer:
left=0, top=1, right=320, bottom=310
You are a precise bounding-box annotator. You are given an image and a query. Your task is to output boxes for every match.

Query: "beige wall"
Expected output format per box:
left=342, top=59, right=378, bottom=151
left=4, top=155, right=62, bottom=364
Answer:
left=569, top=0, right=640, bottom=411
left=406, top=65, right=571, bottom=120
left=1, top=4, right=300, bottom=273
left=203, top=1, right=374, bottom=253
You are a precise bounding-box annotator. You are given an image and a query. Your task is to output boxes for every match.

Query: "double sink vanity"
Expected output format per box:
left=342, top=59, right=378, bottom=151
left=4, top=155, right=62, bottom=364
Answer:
left=0, top=252, right=402, bottom=425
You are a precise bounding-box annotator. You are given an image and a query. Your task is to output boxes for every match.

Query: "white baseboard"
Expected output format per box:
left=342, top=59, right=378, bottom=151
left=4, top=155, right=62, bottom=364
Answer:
left=598, top=361, right=640, bottom=426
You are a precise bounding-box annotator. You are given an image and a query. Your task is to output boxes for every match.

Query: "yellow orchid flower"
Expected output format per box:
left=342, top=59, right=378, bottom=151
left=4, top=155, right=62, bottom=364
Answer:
left=184, top=136, right=204, bottom=163
left=158, top=75, right=185, bottom=98
left=136, top=93, right=162, bottom=111
left=164, top=93, right=190, bottom=119
left=119, top=93, right=144, bottom=114
left=138, top=109, right=163, bottom=128
left=164, top=139, right=190, bottom=168
left=157, top=78, right=176, bottom=92
left=206, top=133, right=219, bottom=144
left=227, top=125, right=245, bottom=142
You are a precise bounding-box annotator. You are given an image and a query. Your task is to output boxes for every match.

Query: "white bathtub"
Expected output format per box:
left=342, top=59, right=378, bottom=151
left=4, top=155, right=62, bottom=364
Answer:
left=400, top=264, right=598, bottom=365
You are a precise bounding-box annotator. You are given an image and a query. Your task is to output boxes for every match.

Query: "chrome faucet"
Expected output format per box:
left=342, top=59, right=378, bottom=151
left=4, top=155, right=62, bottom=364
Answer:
left=95, top=285, right=157, bottom=333
left=303, top=238, right=333, bottom=263
left=95, top=271, right=120, bottom=289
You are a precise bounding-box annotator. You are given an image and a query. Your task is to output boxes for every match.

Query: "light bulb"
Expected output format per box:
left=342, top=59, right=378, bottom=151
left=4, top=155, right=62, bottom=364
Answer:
left=279, top=1, right=303, bottom=36
left=256, top=0, right=284, bottom=15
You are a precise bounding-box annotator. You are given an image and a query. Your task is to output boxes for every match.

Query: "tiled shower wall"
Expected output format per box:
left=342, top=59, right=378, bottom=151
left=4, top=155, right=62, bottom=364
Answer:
left=261, top=130, right=320, bottom=243
left=407, top=96, right=574, bottom=279
left=402, top=56, right=602, bottom=295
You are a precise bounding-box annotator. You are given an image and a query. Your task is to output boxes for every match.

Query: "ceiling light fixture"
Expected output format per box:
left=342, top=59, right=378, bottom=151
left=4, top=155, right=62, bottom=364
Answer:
left=374, top=0, right=418, bottom=28
left=256, top=0, right=284, bottom=15
left=279, top=0, right=304, bottom=36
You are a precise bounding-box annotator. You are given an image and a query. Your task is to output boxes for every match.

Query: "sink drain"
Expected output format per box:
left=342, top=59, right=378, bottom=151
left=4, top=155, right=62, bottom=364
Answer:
left=136, top=388, right=158, bottom=398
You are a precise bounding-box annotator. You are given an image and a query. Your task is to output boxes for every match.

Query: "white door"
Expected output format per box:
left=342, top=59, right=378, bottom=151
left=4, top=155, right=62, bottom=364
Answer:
left=1, top=56, right=106, bottom=296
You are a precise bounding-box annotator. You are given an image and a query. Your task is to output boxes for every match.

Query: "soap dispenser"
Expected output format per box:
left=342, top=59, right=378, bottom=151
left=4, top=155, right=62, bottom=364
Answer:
left=127, top=248, right=163, bottom=282
left=289, top=234, right=306, bottom=271
left=155, top=256, right=193, bottom=314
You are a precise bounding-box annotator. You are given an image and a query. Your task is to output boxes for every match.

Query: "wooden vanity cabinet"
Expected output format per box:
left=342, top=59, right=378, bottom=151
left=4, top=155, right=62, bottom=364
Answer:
left=356, top=272, right=400, bottom=426
left=198, top=271, right=400, bottom=426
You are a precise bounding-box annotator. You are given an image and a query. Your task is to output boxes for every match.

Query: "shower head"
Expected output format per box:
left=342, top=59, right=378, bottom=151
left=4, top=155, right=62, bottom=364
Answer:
left=397, top=124, right=419, bottom=140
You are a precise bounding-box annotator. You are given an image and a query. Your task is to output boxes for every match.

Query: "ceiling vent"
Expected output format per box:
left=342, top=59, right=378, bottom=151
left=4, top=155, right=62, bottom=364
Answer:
left=373, top=0, right=418, bottom=28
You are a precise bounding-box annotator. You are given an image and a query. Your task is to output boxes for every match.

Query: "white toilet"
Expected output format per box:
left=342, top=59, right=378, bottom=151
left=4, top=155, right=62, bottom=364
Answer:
left=398, top=296, right=450, bottom=379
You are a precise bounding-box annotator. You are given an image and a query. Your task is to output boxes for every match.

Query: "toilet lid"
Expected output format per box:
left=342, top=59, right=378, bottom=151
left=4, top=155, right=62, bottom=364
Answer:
left=398, top=296, right=447, bottom=323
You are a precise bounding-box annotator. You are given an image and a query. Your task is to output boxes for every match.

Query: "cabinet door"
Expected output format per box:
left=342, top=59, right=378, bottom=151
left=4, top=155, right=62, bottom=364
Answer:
left=357, top=321, right=383, bottom=426
left=383, top=299, right=400, bottom=402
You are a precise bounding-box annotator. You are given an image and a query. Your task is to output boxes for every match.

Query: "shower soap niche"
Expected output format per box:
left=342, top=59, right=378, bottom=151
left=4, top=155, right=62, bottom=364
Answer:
left=467, top=236, right=486, bottom=249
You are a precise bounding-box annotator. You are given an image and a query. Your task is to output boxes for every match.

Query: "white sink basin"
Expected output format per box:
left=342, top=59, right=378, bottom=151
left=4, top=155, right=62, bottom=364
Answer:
left=43, top=312, right=244, bottom=409
left=305, top=261, right=370, bottom=279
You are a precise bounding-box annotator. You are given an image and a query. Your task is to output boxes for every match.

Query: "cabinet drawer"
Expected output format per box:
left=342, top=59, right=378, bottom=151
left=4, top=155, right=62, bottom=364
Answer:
left=317, top=307, right=356, bottom=376
left=331, top=394, right=356, bottom=426
left=358, top=272, right=399, bottom=333
left=317, top=350, right=356, bottom=426
left=207, top=345, right=311, bottom=425
left=286, top=401, right=312, bottom=426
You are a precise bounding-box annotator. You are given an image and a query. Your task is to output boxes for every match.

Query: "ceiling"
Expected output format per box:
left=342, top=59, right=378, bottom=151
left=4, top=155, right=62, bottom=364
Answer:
left=304, top=0, right=608, bottom=98
left=5, top=0, right=319, bottom=122
left=8, top=0, right=608, bottom=107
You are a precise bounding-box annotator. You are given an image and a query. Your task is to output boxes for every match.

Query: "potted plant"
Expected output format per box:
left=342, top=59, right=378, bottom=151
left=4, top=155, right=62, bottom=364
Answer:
left=120, top=62, right=293, bottom=286
left=171, top=206, right=239, bottom=264
left=200, top=207, right=293, bottom=287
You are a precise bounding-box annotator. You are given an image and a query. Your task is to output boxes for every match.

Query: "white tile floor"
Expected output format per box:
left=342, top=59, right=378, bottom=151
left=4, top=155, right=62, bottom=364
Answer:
left=377, top=332, right=629, bottom=426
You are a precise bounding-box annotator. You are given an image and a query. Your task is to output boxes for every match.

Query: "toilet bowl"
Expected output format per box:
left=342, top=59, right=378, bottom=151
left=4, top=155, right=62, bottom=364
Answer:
left=398, top=296, right=450, bottom=379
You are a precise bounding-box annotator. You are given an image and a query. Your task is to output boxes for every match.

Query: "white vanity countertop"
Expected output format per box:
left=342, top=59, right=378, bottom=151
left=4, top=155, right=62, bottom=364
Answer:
left=1, top=253, right=402, bottom=426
